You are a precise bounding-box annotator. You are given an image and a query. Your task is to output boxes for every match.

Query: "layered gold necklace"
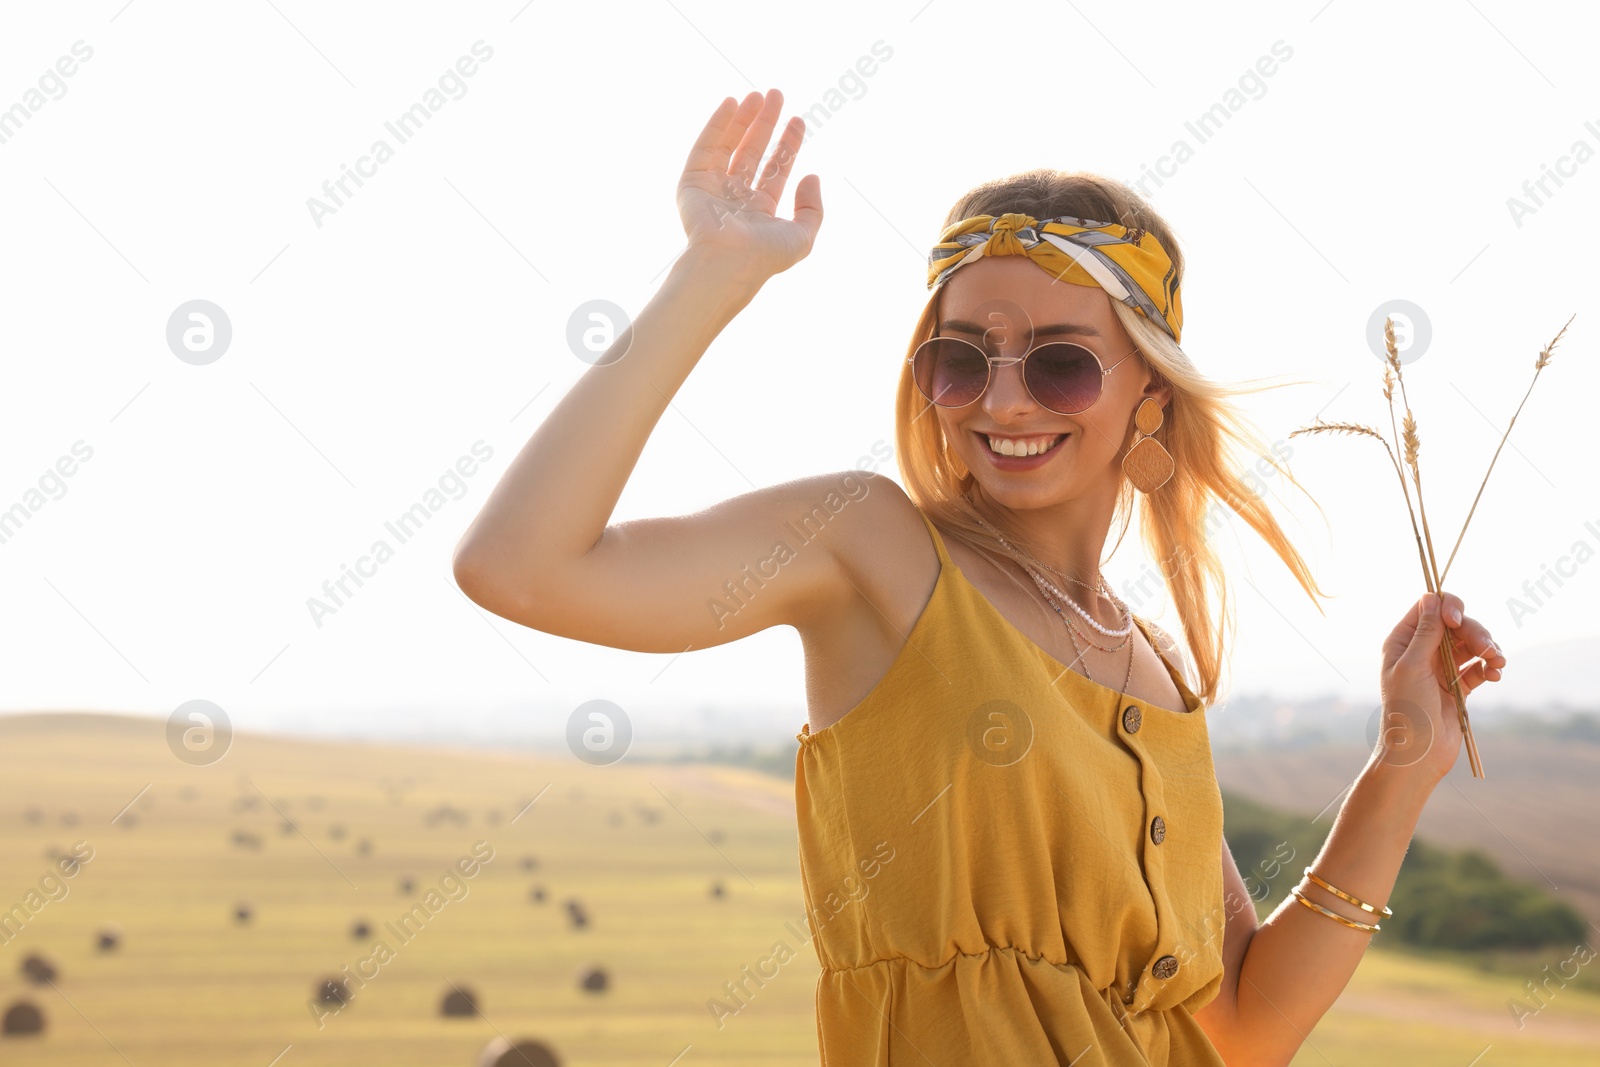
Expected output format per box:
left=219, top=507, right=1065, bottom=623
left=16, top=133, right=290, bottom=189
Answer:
left=974, top=515, right=1135, bottom=693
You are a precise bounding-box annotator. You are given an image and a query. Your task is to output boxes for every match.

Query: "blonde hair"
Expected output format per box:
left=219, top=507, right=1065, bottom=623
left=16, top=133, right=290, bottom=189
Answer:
left=894, top=168, right=1331, bottom=707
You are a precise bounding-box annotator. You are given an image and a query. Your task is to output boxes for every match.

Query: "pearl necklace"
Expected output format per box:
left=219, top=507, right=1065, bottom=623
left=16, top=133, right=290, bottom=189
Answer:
left=974, top=516, right=1133, bottom=639
left=1039, top=574, right=1136, bottom=695
left=972, top=515, right=1137, bottom=691
left=1020, top=563, right=1134, bottom=654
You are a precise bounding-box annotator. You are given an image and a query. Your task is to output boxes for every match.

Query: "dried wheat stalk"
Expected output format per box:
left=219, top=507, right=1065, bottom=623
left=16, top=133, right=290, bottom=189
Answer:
left=1288, top=312, right=1575, bottom=780
left=1379, top=321, right=1483, bottom=776
left=1439, top=314, right=1574, bottom=584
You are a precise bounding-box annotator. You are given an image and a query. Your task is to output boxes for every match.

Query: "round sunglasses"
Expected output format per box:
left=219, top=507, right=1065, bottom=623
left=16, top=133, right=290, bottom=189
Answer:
left=906, top=335, right=1138, bottom=415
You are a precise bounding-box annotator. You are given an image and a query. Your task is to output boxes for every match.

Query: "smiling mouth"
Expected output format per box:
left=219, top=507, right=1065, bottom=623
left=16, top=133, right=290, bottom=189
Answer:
left=978, top=432, right=1069, bottom=458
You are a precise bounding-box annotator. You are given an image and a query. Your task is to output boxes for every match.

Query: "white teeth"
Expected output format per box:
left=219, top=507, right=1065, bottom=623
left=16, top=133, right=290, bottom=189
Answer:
left=985, top=434, right=1063, bottom=457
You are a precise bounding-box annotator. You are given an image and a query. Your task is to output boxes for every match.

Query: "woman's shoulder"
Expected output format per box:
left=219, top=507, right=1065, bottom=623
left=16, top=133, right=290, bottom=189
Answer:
left=802, top=470, right=943, bottom=595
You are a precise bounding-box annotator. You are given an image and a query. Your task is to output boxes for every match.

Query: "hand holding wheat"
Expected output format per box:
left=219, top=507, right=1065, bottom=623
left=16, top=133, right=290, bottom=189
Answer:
left=1290, top=311, right=1575, bottom=779
left=1376, top=589, right=1502, bottom=781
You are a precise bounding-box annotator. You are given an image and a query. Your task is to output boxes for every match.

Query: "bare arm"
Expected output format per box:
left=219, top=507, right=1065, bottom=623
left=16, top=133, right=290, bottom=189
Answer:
left=453, top=90, right=838, bottom=649
left=451, top=245, right=760, bottom=621
left=1196, top=755, right=1432, bottom=1066
left=1193, top=590, right=1506, bottom=1066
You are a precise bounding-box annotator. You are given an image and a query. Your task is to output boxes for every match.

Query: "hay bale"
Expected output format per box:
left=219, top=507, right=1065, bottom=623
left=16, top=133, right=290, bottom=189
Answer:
left=528, top=885, right=546, bottom=904
left=476, top=1036, right=561, bottom=1067
left=22, top=808, right=43, bottom=825
left=355, top=838, right=371, bottom=856
left=328, top=824, right=347, bottom=841
left=234, top=903, right=253, bottom=924
left=230, top=829, right=262, bottom=850
left=440, top=984, right=479, bottom=1017
left=350, top=920, right=370, bottom=940
left=1, top=1000, right=44, bottom=1036
left=279, top=819, right=296, bottom=835
left=485, top=810, right=502, bottom=825
left=96, top=925, right=120, bottom=952
left=709, top=880, right=725, bottom=899
left=708, top=827, right=726, bottom=845
left=563, top=900, right=589, bottom=930
left=422, top=804, right=469, bottom=828
left=59, top=811, right=80, bottom=826
left=398, top=876, right=414, bottom=895
left=520, top=855, right=539, bottom=871
left=577, top=966, right=608, bottom=994
left=118, top=813, right=139, bottom=829
left=19, top=955, right=56, bottom=985
left=314, top=976, right=349, bottom=1006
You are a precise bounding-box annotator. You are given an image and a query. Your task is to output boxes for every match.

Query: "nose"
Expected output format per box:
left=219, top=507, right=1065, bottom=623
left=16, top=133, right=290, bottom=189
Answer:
left=981, top=355, right=1038, bottom=418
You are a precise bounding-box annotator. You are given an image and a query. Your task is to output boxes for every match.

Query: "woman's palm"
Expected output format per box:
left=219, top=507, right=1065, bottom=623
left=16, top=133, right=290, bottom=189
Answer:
left=677, top=90, right=823, bottom=279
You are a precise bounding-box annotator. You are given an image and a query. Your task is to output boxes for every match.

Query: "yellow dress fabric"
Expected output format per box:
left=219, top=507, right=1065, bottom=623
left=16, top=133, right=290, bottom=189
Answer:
left=794, top=507, right=1228, bottom=1065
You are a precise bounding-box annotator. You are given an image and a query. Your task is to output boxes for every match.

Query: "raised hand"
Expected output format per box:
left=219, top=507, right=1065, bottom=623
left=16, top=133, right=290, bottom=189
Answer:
left=676, top=89, right=823, bottom=282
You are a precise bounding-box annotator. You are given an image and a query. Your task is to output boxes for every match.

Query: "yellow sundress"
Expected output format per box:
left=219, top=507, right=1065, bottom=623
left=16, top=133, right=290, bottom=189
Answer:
left=794, top=506, right=1228, bottom=1065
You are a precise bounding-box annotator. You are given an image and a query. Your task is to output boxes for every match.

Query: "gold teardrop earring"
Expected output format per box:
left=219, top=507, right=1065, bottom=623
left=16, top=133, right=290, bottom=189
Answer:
left=1122, top=397, right=1174, bottom=493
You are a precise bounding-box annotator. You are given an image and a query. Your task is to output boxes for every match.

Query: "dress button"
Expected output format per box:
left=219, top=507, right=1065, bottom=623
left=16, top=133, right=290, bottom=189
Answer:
left=1121, top=705, right=1142, bottom=733
left=1151, top=815, right=1166, bottom=844
left=1152, top=955, right=1179, bottom=980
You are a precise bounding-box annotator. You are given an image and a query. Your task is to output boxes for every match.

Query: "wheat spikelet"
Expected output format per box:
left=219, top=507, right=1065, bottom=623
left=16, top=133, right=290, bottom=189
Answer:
left=1289, top=418, right=1387, bottom=444
left=1536, top=312, right=1574, bottom=370
left=1382, top=365, right=1394, bottom=402
left=1384, top=317, right=1402, bottom=377
left=1402, top=411, right=1420, bottom=471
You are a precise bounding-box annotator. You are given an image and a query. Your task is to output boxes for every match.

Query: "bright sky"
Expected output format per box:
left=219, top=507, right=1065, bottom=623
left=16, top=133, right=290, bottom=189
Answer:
left=2, top=1, right=1595, bottom=746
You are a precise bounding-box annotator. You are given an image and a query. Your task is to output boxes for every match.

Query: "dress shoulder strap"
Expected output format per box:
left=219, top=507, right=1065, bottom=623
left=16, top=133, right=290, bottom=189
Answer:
left=913, top=506, right=955, bottom=569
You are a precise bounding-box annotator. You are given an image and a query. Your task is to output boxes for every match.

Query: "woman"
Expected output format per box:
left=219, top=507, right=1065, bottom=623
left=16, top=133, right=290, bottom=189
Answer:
left=453, top=89, right=1508, bottom=1066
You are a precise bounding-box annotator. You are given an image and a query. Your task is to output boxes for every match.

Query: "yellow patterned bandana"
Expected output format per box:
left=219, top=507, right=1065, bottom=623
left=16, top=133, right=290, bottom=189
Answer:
left=926, top=212, right=1183, bottom=345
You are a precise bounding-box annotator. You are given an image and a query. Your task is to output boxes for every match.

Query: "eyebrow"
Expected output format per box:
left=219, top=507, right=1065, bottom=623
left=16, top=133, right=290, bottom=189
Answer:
left=939, top=319, right=1102, bottom=339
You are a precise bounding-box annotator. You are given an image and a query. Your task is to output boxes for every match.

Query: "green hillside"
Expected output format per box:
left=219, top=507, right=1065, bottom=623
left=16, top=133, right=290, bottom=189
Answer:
left=1219, top=790, right=1590, bottom=952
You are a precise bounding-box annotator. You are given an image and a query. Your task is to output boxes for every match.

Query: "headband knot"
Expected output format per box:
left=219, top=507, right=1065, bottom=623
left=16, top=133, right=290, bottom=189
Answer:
left=983, top=212, right=1041, bottom=257
left=927, top=212, right=1184, bottom=345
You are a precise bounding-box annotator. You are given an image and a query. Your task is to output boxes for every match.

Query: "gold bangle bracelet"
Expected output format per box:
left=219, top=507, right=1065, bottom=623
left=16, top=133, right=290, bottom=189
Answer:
left=1291, top=886, right=1381, bottom=933
left=1303, top=867, right=1393, bottom=918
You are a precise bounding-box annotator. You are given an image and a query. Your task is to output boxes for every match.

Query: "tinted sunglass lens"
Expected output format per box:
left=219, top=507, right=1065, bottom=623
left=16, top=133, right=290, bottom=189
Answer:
left=914, top=338, right=988, bottom=407
left=1026, top=343, right=1102, bottom=414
